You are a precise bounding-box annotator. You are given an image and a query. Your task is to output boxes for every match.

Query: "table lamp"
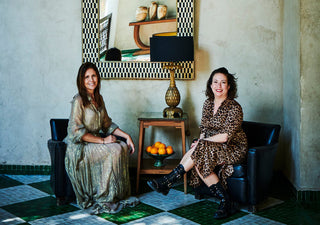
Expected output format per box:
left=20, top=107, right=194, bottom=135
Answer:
left=150, top=32, right=194, bottom=118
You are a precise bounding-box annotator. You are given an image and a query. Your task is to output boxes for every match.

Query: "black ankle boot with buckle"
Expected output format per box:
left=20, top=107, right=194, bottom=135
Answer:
left=147, top=164, right=185, bottom=195
left=209, top=182, right=232, bottom=219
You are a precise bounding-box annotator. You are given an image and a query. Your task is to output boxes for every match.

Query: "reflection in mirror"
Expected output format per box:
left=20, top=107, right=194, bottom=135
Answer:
left=99, top=0, right=177, bottom=62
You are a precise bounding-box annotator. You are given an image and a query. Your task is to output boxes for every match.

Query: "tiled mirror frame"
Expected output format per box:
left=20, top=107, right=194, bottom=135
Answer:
left=82, top=0, right=194, bottom=80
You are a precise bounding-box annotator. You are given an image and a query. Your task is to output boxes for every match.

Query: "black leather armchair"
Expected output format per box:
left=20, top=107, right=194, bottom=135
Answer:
left=48, top=119, right=75, bottom=205
left=227, top=121, right=281, bottom=212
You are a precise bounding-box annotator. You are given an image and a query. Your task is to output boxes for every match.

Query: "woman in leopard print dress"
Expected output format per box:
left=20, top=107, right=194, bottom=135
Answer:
left=148, top=67, right=248, bottom=219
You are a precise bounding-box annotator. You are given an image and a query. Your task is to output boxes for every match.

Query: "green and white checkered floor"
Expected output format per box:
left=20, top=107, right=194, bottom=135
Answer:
left=0, top=174, right=319, bottom=224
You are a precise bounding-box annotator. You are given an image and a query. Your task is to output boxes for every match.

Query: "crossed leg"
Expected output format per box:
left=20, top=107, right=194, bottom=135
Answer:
left=179, top=143, right=219, bottom=186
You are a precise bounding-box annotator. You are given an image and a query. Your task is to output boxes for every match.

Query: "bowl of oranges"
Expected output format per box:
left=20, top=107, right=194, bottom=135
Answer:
left=146, top=141, right=174, bottom=167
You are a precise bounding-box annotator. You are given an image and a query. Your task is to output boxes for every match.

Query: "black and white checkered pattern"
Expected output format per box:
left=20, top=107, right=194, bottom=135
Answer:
left=177, top=0, right=194, bottom=37
left=82, top=0, right=194, bottom=79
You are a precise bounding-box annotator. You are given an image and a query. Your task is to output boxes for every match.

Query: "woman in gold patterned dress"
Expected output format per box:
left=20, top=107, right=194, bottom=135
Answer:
left=64, top=62, right=139, bottom=214
left=148, top=67, right=248, bottom=219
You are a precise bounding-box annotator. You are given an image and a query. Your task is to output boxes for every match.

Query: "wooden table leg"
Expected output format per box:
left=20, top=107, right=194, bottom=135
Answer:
left=136, top=121, right=145, bottom=194
left=181, top=121, right=187, bottom=194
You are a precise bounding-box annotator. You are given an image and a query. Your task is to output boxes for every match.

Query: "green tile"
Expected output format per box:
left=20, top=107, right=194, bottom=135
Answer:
left=0, top=174, right=23, bottom=189
left=98, top=202, right=163, bottom=224
left=170, top=200, right=248, bottom=225
left=28, top=180, right=54, bottom=195
left=0, top=165, right=51, bottom=175
left=256, top=199, right=320, bottom=225
left=1, top=196, right=78, bottom=222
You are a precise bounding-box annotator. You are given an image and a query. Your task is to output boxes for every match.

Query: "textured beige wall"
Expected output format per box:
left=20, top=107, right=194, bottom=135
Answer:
left=300, top=0, right=320, bottom=190
left=282, top=0, right=301, bottom=189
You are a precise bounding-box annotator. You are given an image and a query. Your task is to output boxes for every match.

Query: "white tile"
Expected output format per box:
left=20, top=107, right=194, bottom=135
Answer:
left=0, top=185, right=49, bottom=207
left=123, top=212, right=200, bottom=225
left=0, top=208, right=26, bottom=225
left=222, top=214, right=286, bottom=225
left=138, top=189, right=201, bottom=211
left=5, top=175, right=50, bottom=184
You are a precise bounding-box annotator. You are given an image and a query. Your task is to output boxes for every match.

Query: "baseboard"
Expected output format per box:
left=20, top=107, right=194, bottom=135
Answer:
left=274, top=171, right=320, bottom=202
left=0, top=164, right=51, bottom=175
left=296, top=190, right=320, bottom=201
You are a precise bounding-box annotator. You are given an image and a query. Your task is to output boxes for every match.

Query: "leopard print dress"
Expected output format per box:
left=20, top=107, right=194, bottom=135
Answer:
left=190, top=98, right=248, bottom=188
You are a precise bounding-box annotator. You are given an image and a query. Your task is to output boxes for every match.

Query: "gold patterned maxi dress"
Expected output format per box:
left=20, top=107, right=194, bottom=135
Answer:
left=190, top=99, right=248, bottom=188
left=64, top=94, right=139, bottom=214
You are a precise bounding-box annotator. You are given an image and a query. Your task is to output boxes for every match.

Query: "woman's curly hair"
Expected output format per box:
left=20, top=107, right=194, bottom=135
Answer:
left=205, top=67, right=238, bottom=100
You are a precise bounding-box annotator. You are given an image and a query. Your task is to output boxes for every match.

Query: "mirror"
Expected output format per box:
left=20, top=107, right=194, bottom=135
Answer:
left=82, top=0, right=194, bottom=80
left=99, top=0, right=177, bottom=62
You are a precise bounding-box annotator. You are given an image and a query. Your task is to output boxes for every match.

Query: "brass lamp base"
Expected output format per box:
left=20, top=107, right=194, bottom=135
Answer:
left=163, top=106, right=183, bottom=118
left=162, top=63, right=183, bottom=118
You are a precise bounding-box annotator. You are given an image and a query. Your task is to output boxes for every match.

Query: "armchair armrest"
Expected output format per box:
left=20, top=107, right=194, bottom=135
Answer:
left=247, top=143, right=278, bottom=205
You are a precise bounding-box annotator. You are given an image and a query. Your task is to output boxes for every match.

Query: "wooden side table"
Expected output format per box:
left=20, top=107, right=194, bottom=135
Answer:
left=136, top=112, right=188, bottom=194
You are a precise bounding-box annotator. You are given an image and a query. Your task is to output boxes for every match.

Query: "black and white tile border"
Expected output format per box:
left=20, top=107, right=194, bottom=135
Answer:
left=82, top=0, right=194, bottom=80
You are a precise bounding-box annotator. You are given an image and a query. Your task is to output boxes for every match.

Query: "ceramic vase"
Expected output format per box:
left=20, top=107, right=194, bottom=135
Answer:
left=157, top=5, right=167, bottom=20
left=136, top=6, right=148, bottom=22
left=149, top=2, right=158, bottom=20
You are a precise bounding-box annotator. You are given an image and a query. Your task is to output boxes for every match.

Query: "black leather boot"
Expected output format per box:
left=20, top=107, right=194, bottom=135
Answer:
left=147, top=164, right=185, bottom=195
left=194, top=181, right=213, bottom=200
left=209, top=182, right=231, bottom=219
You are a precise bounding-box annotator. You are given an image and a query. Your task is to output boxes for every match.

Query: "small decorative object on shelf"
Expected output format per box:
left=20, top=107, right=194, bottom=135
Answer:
left=157, top=5, right=167, bottom=20
left=149, top=1, right=158, bottom=20
left=136, top=6, right=148, bottom=22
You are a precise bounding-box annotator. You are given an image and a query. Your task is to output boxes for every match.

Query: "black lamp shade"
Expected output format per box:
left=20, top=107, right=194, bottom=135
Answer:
left=150, top=35, right=194, bottom=62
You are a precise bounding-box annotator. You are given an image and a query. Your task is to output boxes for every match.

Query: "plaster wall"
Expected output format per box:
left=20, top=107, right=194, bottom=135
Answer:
left=282, top=0, right=301, bottom=189
left=0, top=0, right=81, bottom=165
left=300, top=0, right=320, bottom=190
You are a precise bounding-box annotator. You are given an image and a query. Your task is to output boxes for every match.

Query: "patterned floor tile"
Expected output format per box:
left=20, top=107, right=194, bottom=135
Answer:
left=0, top=185, right=49, bottom=207
left=5, top=175, right=50, bottom=184
left=170, top=200, right=247, bottom=225
left=123, top=212, right=200, bottom=225
left=0, top=208, right=26, bottom=225
left=28, top=180, right=54, bottom=195
left=98, top=202, right=163, bottom=224
left=0, top=175, right=23, bottom=189
left=2, top=196, right=79, bottom=222
left=256, top=199, right=320, bottom=225
left=222, top=214, right=285, bottom=225
left=1, top=175, right=319, bottom=225
left=29, top=209, right=116, bottom=225
left=138, top=189, right=200, bottom=211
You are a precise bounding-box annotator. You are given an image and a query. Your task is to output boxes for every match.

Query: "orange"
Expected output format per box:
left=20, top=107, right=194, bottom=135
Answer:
left=154, top=141, right=162, bottom=148
left=158, top=147, right=166, bottom=155
left=146, top=146, right=152, bottom=153
left=158, top=143, right=166, bottom=149
left=166, top=146, right=174, bottom=154
left=150, top=147, right=158, bottom=154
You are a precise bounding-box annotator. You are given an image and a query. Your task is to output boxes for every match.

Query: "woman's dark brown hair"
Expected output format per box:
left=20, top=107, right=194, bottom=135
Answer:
left=205, top=67, right=238, bottom=100
left=77, top=62, right=103, bottom=107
